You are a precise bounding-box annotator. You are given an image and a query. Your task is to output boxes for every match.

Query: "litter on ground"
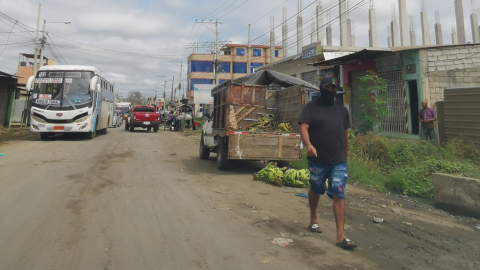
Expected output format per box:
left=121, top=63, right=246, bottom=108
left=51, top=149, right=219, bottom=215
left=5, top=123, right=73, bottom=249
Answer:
left=270, top=237, right=293, bottom=247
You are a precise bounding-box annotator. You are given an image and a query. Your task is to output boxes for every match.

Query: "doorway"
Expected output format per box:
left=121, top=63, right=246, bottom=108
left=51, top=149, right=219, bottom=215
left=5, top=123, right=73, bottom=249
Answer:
left=408, top=80, right=419, bottom=135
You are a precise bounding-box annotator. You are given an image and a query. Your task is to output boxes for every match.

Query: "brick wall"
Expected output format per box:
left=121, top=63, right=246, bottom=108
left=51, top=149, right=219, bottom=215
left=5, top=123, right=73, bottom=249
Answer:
left=425, top=44, right=480, bottom=104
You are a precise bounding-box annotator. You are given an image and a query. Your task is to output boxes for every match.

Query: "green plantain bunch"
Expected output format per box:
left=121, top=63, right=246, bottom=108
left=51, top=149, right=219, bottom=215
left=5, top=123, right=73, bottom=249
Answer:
left=255, top=162, right=310, bottom=188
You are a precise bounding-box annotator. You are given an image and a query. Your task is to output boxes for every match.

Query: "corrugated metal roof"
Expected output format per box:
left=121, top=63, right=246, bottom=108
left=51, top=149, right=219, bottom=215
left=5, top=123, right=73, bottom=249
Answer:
left=313, top=48, right=392, bottom=66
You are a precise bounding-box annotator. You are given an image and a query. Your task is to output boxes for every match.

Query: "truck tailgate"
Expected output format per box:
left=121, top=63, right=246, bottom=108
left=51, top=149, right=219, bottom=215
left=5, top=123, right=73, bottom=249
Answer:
left=227, top=133, right=302, bottom=160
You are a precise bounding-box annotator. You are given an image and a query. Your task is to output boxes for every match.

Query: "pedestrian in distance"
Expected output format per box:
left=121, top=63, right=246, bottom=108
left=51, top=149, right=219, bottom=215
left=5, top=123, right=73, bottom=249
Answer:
left=299, top=76, right=357, bottom=250
left=418, top=100, right=438, bottom=147
left=167, top=111, right=174, bottom=131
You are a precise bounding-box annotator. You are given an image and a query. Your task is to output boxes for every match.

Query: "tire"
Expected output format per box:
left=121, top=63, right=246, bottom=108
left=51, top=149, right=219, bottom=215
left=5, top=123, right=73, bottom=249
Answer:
left=199, top=133, right=210, bottom=160
left=216, top=136, right=229, bottom=170
left=125, top=121, right=129, bottom=131
left=147, top=127, right=152, bottom=132
left=153, top=126, right=159, bottom=133
left=129, top=124, right=134, bottom=132
left=98, top=127, right=107, bottom=135
left=86, top=131, right=96, bottom=139
left=40, top=133, right=50, bottom=140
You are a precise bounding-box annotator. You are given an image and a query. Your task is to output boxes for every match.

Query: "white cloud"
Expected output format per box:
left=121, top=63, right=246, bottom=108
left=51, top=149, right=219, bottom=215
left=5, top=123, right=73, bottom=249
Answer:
left=0, top=0, right=477, bottom=95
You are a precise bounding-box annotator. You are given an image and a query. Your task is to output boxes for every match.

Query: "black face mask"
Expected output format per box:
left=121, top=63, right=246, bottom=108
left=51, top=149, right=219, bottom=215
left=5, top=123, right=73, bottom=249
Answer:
left=319, top=89, right=337, bottom=105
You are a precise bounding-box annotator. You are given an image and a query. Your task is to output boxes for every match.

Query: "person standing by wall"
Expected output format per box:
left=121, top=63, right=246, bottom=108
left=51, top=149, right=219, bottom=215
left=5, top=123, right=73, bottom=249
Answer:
left=299, top=77, right=356, bottom=250
left=418, top=100, right=438, bottom=146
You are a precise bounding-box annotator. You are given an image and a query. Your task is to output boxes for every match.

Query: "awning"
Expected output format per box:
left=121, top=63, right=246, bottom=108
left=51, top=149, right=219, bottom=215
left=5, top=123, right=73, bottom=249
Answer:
left=212, top=69, right=319, bottom=94
left=313, top=49, right=392, bottom=67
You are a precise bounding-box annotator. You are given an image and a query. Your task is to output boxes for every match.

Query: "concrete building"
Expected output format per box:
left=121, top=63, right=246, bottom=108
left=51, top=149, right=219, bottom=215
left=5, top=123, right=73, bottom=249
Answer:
left=0, top=71, right=18, bottom=127
left=187, top=44, right=282, bottom=115
left=17, top=53, right=54, bottom=87
left=312, top=43, right=480, bottom=140
left=186, top=44, right=283, bottom=98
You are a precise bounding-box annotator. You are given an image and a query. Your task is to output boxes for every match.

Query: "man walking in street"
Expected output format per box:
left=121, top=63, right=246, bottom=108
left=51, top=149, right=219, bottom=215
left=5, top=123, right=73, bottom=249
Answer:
left=299, top=77, right=356, bottom=249
left=418, top=100, right=438, bottom=146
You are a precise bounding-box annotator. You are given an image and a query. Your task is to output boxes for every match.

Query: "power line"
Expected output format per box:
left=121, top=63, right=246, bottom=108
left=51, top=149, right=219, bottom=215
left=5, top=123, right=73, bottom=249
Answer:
left=46, top=33, right=67, bottom=64
left=205, top=0, right=239, bottom=19
left=198, top=0, right=233, bottom=20
left=217, top=0, right=250, bottom=19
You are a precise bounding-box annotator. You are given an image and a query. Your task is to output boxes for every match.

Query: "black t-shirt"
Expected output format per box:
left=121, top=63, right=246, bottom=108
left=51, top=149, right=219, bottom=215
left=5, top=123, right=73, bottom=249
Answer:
left=298, top=100, right=351, bottom=165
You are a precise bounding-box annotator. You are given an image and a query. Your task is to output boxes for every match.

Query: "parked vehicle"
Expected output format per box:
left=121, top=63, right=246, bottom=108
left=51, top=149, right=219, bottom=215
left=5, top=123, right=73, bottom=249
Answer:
left=112, top=110, right=123, bottom=127
left=116, top=102, right=131, bottom=120
left=199, top=69, right=319, bottom=170
left=125, top=105, right=161, bottom=132
left=27, top=65, right=114, bottom=140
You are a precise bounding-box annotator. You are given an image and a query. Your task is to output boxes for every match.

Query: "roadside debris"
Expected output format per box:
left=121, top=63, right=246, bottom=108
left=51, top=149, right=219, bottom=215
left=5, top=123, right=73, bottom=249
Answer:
left=373, top=217, right=384, bottom=223
left=0, top=153, right=4, bottom=157
left=393, top=208, right=402, bottom=215
left=270, top=237, right=293, bottom=247
left=295, top=193, right=308, bottom=198
left=403, top=222, right=413, bottom=226
left=381, top=204, right=387, bottom=208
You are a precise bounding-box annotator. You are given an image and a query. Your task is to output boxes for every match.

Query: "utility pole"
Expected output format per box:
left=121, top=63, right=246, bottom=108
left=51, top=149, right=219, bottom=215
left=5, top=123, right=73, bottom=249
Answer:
left=154, top=84, right=158, bottom=109
left=171, top=76, right=175, bottom=104
left=163, top=80, right=167, bottom=109
left=170, top=60, right=183, bottom=99
left=39, top=20, right=46, bottom=69
left=33, top=4, right=41, bottom=76
left=247, top=24, right=251, bottom=75
left=215, top=19, right=219, bottom=85
left=194, top=19, right=222, bottom=85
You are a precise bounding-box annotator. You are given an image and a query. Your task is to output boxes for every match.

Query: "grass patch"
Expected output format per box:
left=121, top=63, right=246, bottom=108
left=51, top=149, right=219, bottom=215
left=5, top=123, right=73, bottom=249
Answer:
left=350, top=132, right=480, bottom=198
left=290, top=132, right=480, bottom=198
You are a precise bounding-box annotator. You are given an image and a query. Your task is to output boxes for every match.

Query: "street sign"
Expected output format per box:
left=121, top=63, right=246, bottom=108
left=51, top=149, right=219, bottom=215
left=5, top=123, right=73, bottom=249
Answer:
left=301, top=42, right=324, bottom=60
left=193, top=84, right=214, bottom=104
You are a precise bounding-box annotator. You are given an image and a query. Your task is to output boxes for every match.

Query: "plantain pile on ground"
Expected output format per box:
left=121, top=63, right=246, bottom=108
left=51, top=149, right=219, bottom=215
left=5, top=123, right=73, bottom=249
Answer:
left=239, top=114, right=293, bottom=133
left=254, top=162, right=310, bottom=188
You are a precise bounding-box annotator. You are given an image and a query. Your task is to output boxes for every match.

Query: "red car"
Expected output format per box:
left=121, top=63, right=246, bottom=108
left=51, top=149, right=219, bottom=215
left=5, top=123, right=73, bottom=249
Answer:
left=125, top=105, right=161, bottom=132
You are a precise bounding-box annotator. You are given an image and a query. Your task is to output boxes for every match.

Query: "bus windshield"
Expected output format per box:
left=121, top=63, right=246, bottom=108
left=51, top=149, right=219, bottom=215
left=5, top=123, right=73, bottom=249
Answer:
left=33, top=71, right=94, bottom=109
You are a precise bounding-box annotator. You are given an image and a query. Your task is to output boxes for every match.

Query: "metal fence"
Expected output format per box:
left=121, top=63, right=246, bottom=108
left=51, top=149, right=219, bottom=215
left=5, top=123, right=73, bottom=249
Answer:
left=442, top=87, right=480, bottom=144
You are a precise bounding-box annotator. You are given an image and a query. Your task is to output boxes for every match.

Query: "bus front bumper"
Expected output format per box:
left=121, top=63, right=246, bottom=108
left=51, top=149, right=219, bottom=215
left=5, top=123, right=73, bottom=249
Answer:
left=30, top=119, right=92, bottom=133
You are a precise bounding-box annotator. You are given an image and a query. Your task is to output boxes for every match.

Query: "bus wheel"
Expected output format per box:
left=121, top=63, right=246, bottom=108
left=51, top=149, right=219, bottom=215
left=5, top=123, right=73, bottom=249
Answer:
left=40, top=133, right=50, bottom=140
left=86, top=131, right=96, bottom=139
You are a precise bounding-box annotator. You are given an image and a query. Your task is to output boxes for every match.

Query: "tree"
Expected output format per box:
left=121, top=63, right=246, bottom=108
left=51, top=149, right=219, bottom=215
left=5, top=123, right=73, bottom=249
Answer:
left=126, top=91, right=144, bottom=105
left=357, top=71, right=389, bottom=133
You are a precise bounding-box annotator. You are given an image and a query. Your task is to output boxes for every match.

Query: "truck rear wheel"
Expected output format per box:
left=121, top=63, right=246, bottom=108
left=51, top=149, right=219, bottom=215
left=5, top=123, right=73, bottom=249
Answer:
left=125, top=121, right=129, bottom=130
left=199, top=133, right=210, bottom=160
left=216, top=136, right=229, bottom=170
left=129, top=125, right=134, bottom=132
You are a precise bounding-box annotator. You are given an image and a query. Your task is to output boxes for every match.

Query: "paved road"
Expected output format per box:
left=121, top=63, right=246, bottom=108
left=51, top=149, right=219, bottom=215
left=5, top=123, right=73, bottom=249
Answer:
left=1, top=127, right=479, bottom=270
left=0, top=127, right=363, bottom=270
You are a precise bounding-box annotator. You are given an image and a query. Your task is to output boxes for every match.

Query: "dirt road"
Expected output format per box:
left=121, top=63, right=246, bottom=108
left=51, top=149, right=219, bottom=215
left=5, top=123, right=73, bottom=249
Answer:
left=0, top=127, right=479, bottom=270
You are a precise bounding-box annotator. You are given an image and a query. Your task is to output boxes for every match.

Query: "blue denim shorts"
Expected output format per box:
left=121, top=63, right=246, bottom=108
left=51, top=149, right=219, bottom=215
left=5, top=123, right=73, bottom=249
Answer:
left=308, top=161, right=348, bottom=199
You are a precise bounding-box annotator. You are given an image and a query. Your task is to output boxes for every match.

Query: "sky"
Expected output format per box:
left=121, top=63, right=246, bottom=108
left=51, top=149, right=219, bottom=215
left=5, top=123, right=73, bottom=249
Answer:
left=0, top=0, right=478, bottom=98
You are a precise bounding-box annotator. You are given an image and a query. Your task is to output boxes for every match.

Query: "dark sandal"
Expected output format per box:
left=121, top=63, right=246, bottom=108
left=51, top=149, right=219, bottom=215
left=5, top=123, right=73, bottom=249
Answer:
left=336, top=238, right=357, bottom=249
left=308, top=224, right=323, bottom=233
